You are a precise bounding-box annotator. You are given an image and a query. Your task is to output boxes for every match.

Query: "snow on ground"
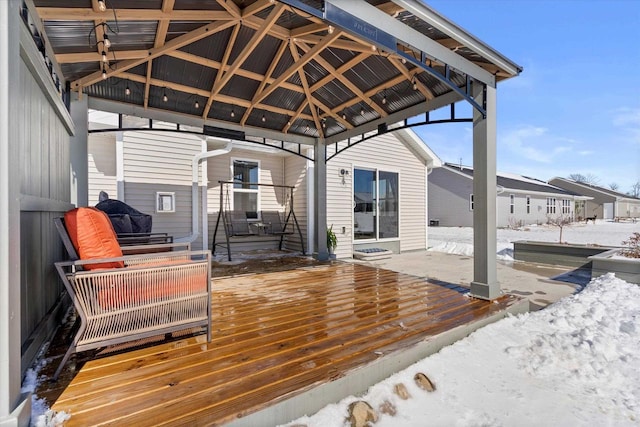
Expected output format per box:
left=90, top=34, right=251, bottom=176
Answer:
left=427, top=219, right=638, bottom=261
left=282, top=273, right=640, bottom=427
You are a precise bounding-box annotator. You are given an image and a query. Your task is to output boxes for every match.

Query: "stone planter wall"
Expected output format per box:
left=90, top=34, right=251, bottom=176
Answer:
left=589, top=249, right=640, bottom=284
left=513, top=240, right=615, bottom=268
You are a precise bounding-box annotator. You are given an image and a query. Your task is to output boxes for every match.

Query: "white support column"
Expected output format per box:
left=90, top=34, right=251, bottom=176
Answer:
left=314, top=140, right=329, bottom=261
left=69, top=93, right=89, bottom=207
left=116, top=131, right=125, bottom=200
left=1, top=1, right=31, bottom=424
left=470, top=84, right=500, bottom=300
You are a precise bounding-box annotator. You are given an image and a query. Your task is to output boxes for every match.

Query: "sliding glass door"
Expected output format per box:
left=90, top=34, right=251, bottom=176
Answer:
left=354, top=168, right=398, bottom=240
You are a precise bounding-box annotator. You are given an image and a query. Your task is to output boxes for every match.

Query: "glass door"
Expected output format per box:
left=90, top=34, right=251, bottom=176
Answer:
left=353, top=168, right=398, bottom=240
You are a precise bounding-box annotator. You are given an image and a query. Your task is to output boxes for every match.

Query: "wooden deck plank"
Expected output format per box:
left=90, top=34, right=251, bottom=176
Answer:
left=49, top=263, right=521, bottom=426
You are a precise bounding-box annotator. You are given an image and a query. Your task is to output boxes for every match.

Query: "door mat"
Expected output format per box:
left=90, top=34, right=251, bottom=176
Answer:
left=353, top=247, right=393, bottom=261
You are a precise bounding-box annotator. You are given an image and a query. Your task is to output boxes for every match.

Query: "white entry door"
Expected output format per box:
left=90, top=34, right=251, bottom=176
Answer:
left=603, top=203, right=614, bottom=219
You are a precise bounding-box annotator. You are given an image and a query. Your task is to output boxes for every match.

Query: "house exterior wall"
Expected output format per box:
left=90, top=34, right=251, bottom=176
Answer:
left=430, top=168, right=576, bottom=228
left=88, top=132, right=117, bottom=205
left=328, top=132, right=427, bottom=259
left=207, top=148, right=289, bottom=255
left=428, top=167, right=473, bottom=227
left=122, top=130, right=204, bottom=248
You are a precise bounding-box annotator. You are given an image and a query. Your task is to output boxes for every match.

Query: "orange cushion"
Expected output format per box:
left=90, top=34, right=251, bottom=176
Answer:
left=64, top=207, right=124, bottom=270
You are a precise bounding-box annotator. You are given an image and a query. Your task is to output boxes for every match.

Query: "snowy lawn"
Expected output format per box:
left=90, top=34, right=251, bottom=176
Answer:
left=427, top=219, right=638, bottom=261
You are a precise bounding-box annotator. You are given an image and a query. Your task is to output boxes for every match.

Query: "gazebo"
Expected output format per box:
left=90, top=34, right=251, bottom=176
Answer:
left=0, top=0, right=521, bottom=423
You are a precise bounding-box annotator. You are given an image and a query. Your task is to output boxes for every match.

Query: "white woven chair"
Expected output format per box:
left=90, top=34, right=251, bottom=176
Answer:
left=53, top=219, right=211, bottom=381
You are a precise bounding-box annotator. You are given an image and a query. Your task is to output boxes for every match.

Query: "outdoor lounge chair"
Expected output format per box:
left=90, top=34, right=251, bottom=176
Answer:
left=224, top=210, right=256, bottom=237
left=52, top=207, right=211, bottom=380
left=261, top=210, right=294, bottom=236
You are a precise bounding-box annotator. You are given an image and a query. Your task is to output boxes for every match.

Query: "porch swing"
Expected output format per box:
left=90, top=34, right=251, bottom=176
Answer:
left=212, top=180, right=306, bottom=261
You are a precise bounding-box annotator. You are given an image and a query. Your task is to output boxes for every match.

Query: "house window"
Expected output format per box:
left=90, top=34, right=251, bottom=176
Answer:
left=510, top=194, right=515, bottom=214
left=546, top=197, right=557, bottom=214
left=232, top=159, right=259, bottom=218
left=354, top=168, right=398, bottom=240
left=562, top=199, right=571, bottom=214
left=469, top=194, right=474, bottom=211
left=526, top=196, right=531, bottom=214
left=156, top=192, right=175, bottom=213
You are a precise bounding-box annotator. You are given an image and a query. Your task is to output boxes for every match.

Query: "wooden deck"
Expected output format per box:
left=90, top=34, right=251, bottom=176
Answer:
left=47, top=262, right=524, bottom=426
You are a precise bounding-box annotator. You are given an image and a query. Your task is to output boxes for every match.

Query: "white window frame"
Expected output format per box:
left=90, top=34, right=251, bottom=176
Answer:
left=231, top=158, right=261, bottom=216
left=509, top=194, right=515, bottom=214
left=546, top=197, right=557, bottom=214
left=469, top=194, right=474, bottom=211
left=526, top=195, right=531, bottom=214
left=562, top=199, right=571, bottom=214
left=156, top=191, right=175, bottom=213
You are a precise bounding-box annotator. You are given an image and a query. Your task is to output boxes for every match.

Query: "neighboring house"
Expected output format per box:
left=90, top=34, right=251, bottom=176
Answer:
left=429, top=163, right=586, bottom=227
left=88, top=112, right=442, bottom=259
left=549, top=177, right=640, bottom=220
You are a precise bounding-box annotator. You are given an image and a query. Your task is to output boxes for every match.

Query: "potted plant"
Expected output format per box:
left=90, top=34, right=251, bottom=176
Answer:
left=327, top=224, right=338, bottom=256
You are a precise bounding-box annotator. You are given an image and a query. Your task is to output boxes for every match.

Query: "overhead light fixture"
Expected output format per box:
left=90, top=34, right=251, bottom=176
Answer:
left=125, top=85, right=130, bottom=96
left=103, top=33, right=111, bottom=48
left=328, top=25, right=334, bottom=35
left=195, top=100, right=200, bottom=109
left=101, top=65, right=107, bottom=80
left=101, top=51, right=107, bottom=63
left=97, top=0, right=106, bottom=12
left=163, top=92, right=168, bottom=102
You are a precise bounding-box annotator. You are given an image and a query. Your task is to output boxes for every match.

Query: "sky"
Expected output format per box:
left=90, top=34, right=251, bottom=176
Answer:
left=411, top=0, right=640, bottom=195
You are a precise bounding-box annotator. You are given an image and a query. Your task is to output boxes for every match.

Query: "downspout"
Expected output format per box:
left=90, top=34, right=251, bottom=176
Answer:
left=175, top=139, right=233, bottom=248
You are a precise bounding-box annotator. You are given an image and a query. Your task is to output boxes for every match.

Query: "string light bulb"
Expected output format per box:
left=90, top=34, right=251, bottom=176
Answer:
left=360, top=107, right=365, bottom=116
left=412, top=78, right=418, bottom=90
left=101, top=51, right=107, bottom=63
left=231, top=109, right=235, bottom=118
left=97, top=0, right=106, bottom=12
left=103, top=33, right=111, bottom=48
left=101, top=65, right=107, bottom=80
left=194, top=100, right=199, bottom=109
left=125, top=86, right=130, bottom=96
left=261, top=114, right=266, bottom=122
left=382, top=93, right=387, bottom=105
left=305, top=124, right=310, bottom=132
left=328, top=25, right=334, bottom=34
left=342, top=112, right=347, bottom=121
left=162, top=92, right=168, bottom=102
left=322, top=119, right=326, bottom=129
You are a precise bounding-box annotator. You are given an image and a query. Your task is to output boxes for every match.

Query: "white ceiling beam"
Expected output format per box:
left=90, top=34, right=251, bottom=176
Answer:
left=326, top=0, right=495, bottom=86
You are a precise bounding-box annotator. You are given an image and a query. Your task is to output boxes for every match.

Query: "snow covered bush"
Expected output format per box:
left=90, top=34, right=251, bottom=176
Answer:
left=620, top=232, right=640, bottom=258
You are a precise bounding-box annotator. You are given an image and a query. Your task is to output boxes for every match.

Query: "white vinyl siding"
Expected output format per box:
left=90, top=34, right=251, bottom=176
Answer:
left=207, top=148, right=287, bottom=254
left=87, top=132, right=117, bottom=206
left=122, top=131, right=204, bottom=248
left=328, top=132, right=427, bottom=258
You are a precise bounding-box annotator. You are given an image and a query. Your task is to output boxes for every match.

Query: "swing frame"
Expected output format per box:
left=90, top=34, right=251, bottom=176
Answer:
left=212, top=181, right=306, bottom=261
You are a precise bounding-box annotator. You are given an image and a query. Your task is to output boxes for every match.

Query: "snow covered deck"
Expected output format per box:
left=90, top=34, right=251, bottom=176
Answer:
left=46, top=263, right=526, bottom=426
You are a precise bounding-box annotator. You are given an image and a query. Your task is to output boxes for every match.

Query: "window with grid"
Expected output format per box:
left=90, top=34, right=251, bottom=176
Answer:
left=232, top=159, right=259, bottom=218
left=562, top=199, right=571, bottom=214
left=509, top=194, right=515, bottom=214
left=526, top=196, right=531, bottom=214
left=546, top=197, right=557, bottom=214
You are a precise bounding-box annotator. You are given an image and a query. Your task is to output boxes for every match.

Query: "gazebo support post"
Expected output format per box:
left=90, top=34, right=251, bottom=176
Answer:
left=314, top=139, right=329, bottom=261
left=470, top=84, right=500, bottom=300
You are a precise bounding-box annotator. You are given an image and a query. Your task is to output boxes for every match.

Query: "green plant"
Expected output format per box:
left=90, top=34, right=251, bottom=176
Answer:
left=620, top=232, right=640, bottom=258
left=327, top=225, right=338, bottom=251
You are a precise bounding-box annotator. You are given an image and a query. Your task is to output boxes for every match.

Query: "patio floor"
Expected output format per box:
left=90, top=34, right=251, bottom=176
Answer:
left=44, top=262, right=525, bottom=426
